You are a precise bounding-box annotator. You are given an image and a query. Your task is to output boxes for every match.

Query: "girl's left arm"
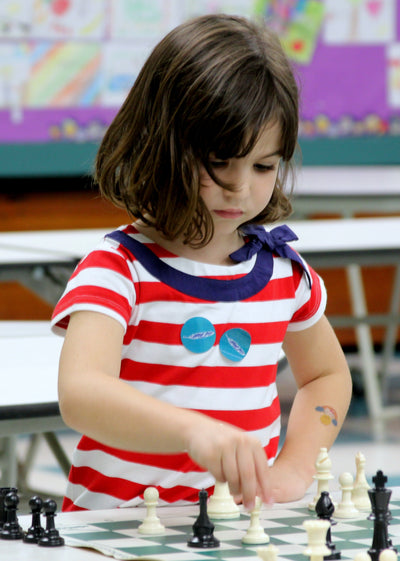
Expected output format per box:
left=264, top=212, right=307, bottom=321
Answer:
left=270, top=314, right=352, bottom=502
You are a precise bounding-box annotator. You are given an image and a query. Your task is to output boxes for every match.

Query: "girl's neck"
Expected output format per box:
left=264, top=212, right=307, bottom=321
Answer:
left=134, top=220, right=244, bottom=266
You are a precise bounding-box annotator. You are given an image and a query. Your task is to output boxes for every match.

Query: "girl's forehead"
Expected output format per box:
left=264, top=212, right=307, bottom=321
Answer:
left=255, top=122, right=281, bottom=148
left=241, top=121, right=282, bottom=158
left=200, top=118, right=283, bottom=160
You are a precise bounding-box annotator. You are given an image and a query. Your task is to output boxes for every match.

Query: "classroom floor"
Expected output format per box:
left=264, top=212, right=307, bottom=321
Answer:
left=15, top=352, right=400, bottom=515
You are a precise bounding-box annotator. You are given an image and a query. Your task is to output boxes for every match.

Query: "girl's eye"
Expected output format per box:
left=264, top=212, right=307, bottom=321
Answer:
left=210, top=160, right=228, bottom=168
left=254, top=163, right=275, bottom=172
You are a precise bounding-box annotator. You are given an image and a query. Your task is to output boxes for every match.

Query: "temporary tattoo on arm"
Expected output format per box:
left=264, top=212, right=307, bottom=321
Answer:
left=315, top=405, right=338, bottom=426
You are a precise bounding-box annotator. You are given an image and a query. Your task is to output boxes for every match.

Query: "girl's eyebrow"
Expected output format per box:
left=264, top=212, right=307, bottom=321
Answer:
left=258, top=150, right=282, bottom=159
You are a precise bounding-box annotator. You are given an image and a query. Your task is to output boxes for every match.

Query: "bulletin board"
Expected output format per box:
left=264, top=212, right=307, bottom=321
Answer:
left=0, top=0, right=399, bottom=176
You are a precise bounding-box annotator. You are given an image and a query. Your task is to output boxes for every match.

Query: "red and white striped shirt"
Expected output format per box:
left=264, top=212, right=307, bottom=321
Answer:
left=51, top=224, right=326, bottom=511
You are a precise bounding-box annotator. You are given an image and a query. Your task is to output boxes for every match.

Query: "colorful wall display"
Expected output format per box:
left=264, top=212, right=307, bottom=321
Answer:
left=0, top=0, right=399, bottom=144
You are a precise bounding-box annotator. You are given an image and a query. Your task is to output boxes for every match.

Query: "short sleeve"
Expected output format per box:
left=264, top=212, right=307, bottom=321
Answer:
left=51, top=241, right=136, bottom=336
left=286, top=264, right=327, bottom=332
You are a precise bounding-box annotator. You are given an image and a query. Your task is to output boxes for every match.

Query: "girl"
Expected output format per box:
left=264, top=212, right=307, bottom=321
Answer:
left=52, top=14, right=352, bottom=512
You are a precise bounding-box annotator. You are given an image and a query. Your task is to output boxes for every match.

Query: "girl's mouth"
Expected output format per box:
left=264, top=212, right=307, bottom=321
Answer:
left=214, top=209, right=244, bottom=219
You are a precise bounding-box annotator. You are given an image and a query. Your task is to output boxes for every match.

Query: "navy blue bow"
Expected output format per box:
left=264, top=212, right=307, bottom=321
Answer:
left=230, top=224, right=311, bottom=288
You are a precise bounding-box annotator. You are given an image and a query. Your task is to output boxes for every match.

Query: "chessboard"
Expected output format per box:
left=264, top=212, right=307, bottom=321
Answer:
left=58, top=492, right=400, bottom=561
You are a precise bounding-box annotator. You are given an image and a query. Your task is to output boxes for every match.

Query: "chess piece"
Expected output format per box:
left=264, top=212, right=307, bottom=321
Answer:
left=257, top=543, right=279, bottom=561
left=37, top=499, right=65, bottom=547
left=207, top=481, right=240, bottom=519
left=309, top=448, right=334, bottom=511
left=242, top=497, right=269, bottom=545
left=352, top=452, right=371, bottom=511
left=354, top=554, right=372, bottom=561
left=379, top=551, right=398, bottom=561
left=315, top=491, right=341, bottom=559
left=23, top=496, right=45, bottom=544
left=187, top=489, right=220, bottom=548
left=138, top=487, right=165, bottom=535
left=367, top=471, right=397, bottom=561
left=335, top=473, right=359, bottom=519
left=0, top=491, right=24, bottom=540
left=0, top=487, right=17, bottom=530
left=303, top=519, right=331, bottom=561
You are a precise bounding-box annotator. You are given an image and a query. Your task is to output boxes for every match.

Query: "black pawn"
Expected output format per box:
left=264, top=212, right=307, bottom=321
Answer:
left=315, top=491, right=341, bottom=560
left=187, top=489, right=220, bottom=548
left=23, top=496, right=45, bottom=544
left=38, top=499, right=64, bottom=547
left=0, top=491, right=24, bottom=540
left=368, top=471, right=397, bottom=561
left=0, top=487, right=17, bottom=530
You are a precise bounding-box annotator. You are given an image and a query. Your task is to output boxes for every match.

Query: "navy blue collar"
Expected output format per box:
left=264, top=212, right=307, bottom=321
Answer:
left=106, top=224, right=310, bottom=302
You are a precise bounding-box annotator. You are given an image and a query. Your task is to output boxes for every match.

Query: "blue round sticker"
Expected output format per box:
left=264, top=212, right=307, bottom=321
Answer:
left=181, top=317, right=216, bottom=354
left=219, top=328, right=251, bottom=362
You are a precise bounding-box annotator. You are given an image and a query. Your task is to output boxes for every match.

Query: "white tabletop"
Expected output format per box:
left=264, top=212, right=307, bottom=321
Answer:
left=0, top=228, right=107, bottom=261
left=1, top=217, right=400, bottom=263
left=0, top=245, right=78, bottom=266
left=288, top=216, right=400, bottom=253
left=296, top=166, right=400, bottom=195
left=0, top=321, right=62, bottom=407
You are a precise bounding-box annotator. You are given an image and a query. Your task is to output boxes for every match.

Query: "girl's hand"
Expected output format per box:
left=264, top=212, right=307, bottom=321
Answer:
left=267, top=460, right=311, bottom=503
left=185, top=419, right=273, bottom=510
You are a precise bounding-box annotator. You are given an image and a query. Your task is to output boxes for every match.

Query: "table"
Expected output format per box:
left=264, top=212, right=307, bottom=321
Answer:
left=1, top=218, right=400, bottom=439
left=0, top=229, right=106, bottom=305
left=289, top=217, right=400, bottom=440
left=290, top=167, right=400, bottom=438
left=293, top=166, right=400, bottom=217
left=0, top=321, right=69, bottom=488
left=1, top=486, right=399, bottom=561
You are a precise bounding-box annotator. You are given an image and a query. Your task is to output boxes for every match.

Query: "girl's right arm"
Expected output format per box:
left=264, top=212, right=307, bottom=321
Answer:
left=58, top=310, right=272, bottom=510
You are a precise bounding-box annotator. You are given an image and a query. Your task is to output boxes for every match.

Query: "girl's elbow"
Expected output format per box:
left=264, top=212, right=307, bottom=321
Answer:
left=58, top=384, right=82, bottom=431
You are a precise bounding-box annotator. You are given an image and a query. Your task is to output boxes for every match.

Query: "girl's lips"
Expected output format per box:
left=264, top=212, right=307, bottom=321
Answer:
left=214, top=209, right=244, bottom=219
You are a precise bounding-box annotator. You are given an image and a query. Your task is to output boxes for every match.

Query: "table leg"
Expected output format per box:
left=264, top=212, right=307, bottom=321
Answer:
left=381, top=265, right=400, bottom=401
left=0, top=436, right=18, bottom=487
left=346, top=264, right=384, bottom=440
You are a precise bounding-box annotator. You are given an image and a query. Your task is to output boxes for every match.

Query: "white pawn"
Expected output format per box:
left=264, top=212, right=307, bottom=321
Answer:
left=257, top=543, right=279, bottom=561
left=335, top=472, right=359, bottom=518
left=242, top=497, right=269, bottom=545
left=208, top=481, right=240, bottom=519
left=308, top=447, right=334, bottom=511
left=352, top=452, right=371, bottom=511
left=138, top=487, right=165, bottom=535
left=353, top=553, right=371, bottom=561
left=303, top=519, right=331, bottom=561
left=380, top=551, right=398, bottom=561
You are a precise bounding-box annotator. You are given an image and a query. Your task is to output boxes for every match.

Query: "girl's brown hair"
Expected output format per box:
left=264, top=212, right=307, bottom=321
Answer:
left=95, top=14, right=299, bottom=246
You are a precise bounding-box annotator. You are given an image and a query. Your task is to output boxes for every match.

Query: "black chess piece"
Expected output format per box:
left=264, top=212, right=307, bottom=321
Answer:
left=187, top=489, right=220, bottom=548
left=0, top=490, right=24, bottom=540
left=0, top=487, right=17, bottom=530
left=368, top=470, right=397, bottom=561
left=37, top=498, right=65, bottom=547
left=315, top=491, right=341, bottom=560
left=23, top=495, right=45, bottom=544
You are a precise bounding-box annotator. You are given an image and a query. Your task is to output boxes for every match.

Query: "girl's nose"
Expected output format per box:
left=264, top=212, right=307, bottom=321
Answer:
left=224, top=170, right=251, bottom=196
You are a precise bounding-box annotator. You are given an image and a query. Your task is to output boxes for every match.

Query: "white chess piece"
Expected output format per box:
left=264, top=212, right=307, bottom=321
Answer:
left=308, top=447, right=334, bottom=511
left=257, top=543, right=279, bottom=561
left=354, top=553, right=372, bottom=561
left=138, top=487, right=165, bottom=535
left=352, top=452, right=371, bottom=511
left=379, top=550, right=398, bottom=561
left=335, top=472, right=359, bottom=518
left=207, top=481, right=240, bottom=519
left=242, top=497, right=269, bottom=545
left=303, top=519, right=331, bottom=561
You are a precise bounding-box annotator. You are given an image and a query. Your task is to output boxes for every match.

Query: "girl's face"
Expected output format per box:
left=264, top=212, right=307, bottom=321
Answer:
left=200, top=122, right=282, bottom=235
